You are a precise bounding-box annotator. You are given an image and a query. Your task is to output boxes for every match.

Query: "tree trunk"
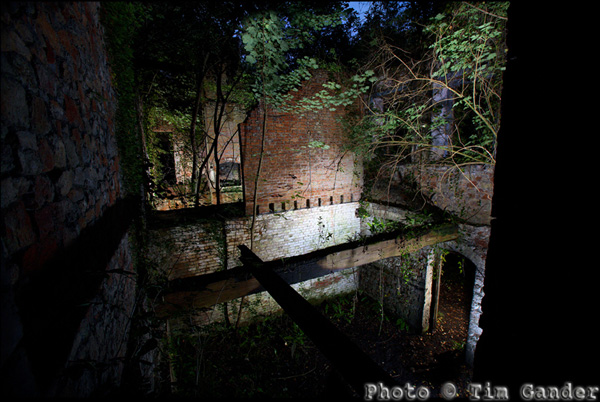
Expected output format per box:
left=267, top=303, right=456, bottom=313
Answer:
left=190, top=75, right=203, bottom=207
left=250, top=104, right=267, bottom=250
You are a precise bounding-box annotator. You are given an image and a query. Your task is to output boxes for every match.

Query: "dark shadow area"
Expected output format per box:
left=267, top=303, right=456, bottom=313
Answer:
left=147, top=201, right=246, bottom=228
left=13, top=196, right=139, bottom=392
left=474, top=2, right=598, bottom=392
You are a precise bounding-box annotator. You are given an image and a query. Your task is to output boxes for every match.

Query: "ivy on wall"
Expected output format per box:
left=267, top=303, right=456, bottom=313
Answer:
left=101, top=2, right=144, bottom=197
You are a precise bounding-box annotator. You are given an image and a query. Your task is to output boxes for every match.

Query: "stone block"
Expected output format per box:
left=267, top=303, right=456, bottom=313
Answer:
left=1, top=77, right=29, bottom=129
left=33, top=174, right=54, bottom=207
left=38, top=138, right=55, bottom=172
left=17, top=148, right=42, bottom=176
left=31, top=97, right=51, bottom=135
left=3, top=201, right=36, bottom=253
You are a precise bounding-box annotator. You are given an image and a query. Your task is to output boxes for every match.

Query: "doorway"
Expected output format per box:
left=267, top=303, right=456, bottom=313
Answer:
left=430, top=251, right=476, bottom=350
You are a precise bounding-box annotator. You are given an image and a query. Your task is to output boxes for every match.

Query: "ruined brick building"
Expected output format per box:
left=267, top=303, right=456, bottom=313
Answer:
left=2, top=2, right=497, bottom=397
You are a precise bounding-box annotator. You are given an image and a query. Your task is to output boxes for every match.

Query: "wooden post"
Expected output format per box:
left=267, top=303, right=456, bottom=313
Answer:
left=239, top=245, right=397, bottom=396
left=430, top=253, right=443, bottom=332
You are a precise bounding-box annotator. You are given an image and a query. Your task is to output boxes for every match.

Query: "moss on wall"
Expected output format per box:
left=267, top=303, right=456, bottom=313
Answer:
left=101, top=3, right=143, bottom=196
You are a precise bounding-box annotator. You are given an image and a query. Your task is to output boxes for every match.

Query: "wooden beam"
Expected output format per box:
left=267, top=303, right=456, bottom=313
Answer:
left=156, top=223, right=458, bottom=317
left=240, top=245, right=397, bottom=395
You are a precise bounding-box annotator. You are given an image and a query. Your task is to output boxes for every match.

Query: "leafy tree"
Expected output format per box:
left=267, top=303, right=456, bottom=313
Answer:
left=348, top=2, right=508, bottom=190
left=355, top=1, right=448, bottom=62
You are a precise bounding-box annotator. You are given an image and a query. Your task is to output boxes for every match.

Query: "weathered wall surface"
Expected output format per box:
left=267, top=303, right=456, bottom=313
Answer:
left=359, top=249, right=433, bottom=331
left=242, top=201, right=362, bottom=265
left=360, top=187, right=492, bottom=366
left=370, top=163, right=494, bottom=226
left=54, top=233, right=137, bottom=397
left=147, top=215, right=225, bottom=280
left=148, top=201, right=362, bottom=280
left=408, top=164, right=493, bottom=226
left=148, top=202, right=363, bottom=324
left=1, top=2, right=121, bottom=270
left=240, top=69, right=363, bottom=216
left=1, top=2, right=137, bottom=396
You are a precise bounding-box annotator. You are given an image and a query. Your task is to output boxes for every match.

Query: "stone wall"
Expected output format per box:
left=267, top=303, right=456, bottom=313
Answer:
left=54, top=233, right=137, bottom=396
left=240, top=69, right=363, bottom=216
left=358, top=201, right=492, bottom=366
left=1, top=2, right=137, bottom=396
left=364, top=160, right=494, bottom=367
left=148, top=216, right=226, bottom=280
left=244, top=201, right=362, bottom=265
left=370, top=163, right=494, bottom=226
left=359, top=248, right=437, bottom=332
left=1, top=2, right=121, bottom=270
left=407, top=164, right=494, bottom=226
left=438, top=223, right=491, bottom=367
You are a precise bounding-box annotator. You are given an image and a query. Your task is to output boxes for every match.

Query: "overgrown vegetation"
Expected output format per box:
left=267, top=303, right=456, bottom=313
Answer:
left=349, top=2, right=508, bottom=191
left=99, top=2, right=505, bottom=396
left=168, top=291, right=412, bottom=398
left=101, top=3, right=144, bottom=196
left=102, top=1, right=507, bottom=211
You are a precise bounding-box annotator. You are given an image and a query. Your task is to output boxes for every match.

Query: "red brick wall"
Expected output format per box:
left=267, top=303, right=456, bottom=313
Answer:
left=240, top=69, right=363, bottom=216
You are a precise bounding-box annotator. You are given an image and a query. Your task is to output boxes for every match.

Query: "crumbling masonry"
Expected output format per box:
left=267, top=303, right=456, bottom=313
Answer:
left=1, top=2, right=493, bottom=397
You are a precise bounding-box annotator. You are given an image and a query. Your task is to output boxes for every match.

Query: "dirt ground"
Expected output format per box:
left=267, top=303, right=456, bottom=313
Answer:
left=168, top=259, right=473, bottom=400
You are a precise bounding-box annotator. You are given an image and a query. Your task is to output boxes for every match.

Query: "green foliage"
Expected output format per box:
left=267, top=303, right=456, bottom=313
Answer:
left=281, top=322, right=307, bottom=358
left=134, top=2, right=251, bottom=206
left=426, top=2, right=508, bottom=156
left=428, top=4, right=508, bottom=79
left=347, top=2, right=508, bottom=187
left=101, top=2, right=144, bottom=195
left=323, top=293, right=356, bottom=325
left=168, top=311, right=311, bottom=398
left=241, top=8, right=375, bottom=113
left=143, top=107, right=191, bottom=194
left=356, top=201, right=405, bottom=235
left=394, top=317, right=410, bottom=332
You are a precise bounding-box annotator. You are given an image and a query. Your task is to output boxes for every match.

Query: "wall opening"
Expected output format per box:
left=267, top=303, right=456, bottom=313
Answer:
left=431, top=251, right=476, bottom=350
left=219, top=161, right=240, bottom=185
left=157, top=132, right=177, bottom=185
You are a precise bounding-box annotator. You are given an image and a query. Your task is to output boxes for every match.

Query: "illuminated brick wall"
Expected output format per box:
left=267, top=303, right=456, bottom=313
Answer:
left=240, top=69, right=363, bottom=216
